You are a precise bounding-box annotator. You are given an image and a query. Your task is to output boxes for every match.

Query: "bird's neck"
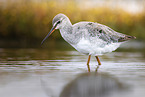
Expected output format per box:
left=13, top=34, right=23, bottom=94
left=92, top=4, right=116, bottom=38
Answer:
left=59, top=20, right=80, bottom=45
left=60, top=20, right=73, bottom=34
left=59, top=21, right=74, bottom=43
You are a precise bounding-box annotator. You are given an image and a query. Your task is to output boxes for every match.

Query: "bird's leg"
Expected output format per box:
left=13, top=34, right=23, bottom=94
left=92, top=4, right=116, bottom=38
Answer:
left=87, top=55, right=91, bottom=72
left=96, top=56, right=101, bottom=65
left=95, top=56, right=101, bottom=72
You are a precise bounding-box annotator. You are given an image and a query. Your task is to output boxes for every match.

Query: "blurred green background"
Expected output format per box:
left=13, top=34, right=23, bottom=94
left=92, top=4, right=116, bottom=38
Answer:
left=0, top=0, right=145, bottom=48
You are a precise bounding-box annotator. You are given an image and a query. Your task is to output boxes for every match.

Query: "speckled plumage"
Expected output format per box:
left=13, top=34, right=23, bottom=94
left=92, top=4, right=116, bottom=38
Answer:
left=41, top=13, right=136, bottom=72
left=50, top=14, right=135, bottom=56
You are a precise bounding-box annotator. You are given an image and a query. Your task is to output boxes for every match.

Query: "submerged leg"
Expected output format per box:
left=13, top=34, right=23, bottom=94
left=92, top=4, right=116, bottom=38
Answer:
left=95, top=56, right=101, bottom=72
left=87, top=55, right=91, bottom=72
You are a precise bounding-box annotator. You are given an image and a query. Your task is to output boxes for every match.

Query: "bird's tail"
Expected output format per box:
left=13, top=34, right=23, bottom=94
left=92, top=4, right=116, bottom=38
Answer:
left=118, top=35, right=136, bottom=42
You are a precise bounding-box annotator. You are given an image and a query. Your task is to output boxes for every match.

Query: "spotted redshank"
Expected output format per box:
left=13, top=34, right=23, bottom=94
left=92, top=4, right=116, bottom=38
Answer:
left=41, top=13, right=136, bottom=72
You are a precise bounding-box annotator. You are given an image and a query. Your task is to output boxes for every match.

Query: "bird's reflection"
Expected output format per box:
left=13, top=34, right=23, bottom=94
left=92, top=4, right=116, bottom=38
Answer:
left=41, top=72, right=128, bottom=97
left=60, top=72, right=126, bottom=97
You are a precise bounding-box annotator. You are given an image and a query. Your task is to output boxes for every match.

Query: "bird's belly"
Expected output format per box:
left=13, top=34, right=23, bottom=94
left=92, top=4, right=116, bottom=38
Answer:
left=71, top=38, right=121, bottom=56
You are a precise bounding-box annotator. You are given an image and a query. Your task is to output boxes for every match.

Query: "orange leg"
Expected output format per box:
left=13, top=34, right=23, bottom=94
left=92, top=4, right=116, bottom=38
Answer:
left=95, top=56, right=101, bottom=72
left=87, top=55, right=91, bottom=72
left=95, top=56, right=101, bottom=65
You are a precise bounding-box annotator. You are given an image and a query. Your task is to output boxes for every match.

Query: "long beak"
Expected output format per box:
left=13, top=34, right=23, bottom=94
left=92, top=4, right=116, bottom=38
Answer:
left=41, top=25, right=56, bottom=45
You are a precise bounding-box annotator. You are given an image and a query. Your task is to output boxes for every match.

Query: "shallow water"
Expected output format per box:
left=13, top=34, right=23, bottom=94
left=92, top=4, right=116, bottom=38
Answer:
left=0, top=46, right=145, bottom=97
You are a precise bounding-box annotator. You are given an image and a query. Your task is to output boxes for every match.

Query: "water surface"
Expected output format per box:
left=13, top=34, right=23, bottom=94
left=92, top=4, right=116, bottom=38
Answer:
left=0, top=46, right=145, bottom=97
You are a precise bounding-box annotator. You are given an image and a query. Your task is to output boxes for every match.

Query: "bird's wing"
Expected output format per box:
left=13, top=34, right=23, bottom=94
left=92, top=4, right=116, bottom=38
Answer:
left=73, top=22, right=135, bottom=44
left=85, top=22, right=128, bottom=43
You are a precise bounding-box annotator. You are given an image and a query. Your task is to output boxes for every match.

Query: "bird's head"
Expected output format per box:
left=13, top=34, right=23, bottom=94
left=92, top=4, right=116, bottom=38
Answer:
left=41, top=13, right=67, bottom=45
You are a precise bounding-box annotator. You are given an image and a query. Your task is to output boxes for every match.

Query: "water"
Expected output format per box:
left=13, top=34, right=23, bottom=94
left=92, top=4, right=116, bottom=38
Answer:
left=0, top=46, right=145, bottom=97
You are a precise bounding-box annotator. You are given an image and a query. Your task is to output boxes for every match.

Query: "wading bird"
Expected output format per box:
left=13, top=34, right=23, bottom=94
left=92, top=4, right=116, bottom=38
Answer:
left=41, top=13, right=136, bottom=72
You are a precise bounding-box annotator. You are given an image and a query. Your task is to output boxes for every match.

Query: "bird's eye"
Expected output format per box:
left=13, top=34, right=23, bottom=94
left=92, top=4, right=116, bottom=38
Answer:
left=57, top=21, right=61, bottom=24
